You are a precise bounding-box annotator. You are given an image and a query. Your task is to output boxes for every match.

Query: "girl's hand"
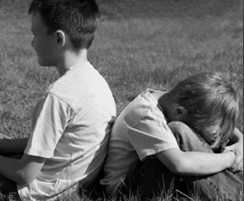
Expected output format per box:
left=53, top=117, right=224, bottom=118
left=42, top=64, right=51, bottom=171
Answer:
left=224, top=140, right=243, bottom=173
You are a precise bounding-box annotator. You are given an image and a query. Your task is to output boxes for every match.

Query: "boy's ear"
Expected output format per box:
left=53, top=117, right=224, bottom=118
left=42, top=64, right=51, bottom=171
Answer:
left=55, top=30, right=65, bottom=47
left=173, top=106, right=187, bottom=117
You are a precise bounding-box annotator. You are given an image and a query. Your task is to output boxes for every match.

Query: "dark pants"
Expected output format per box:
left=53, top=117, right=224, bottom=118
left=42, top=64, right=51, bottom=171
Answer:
left=0, top=175, right=20, bottom=201
left=0, top=154, right=22, bottom=201
left=119, top=122, right=243, bottom=201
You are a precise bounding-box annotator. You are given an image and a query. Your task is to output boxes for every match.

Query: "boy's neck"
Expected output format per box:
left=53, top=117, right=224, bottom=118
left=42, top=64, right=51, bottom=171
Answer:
left=152, top=91, right=171, bottom=110
left=56, top=49, right=88, bottom=76
left=157, top=92, right=171, bottom=111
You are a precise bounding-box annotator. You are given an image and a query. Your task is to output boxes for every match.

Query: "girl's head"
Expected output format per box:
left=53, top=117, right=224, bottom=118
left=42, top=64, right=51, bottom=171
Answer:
left=168, top=72, right=239, bottom=149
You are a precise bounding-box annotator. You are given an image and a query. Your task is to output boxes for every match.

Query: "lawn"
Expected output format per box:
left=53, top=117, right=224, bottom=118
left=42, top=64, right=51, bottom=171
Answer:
left=0, top=0, right=242, bottom=200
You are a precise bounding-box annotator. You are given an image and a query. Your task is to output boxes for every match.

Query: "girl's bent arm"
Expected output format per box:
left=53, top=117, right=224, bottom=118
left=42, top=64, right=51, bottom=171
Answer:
left=156, top=148, right=235, bottom=175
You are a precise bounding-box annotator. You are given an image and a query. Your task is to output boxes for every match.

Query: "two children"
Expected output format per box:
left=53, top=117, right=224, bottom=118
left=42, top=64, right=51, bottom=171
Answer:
left=0, top=0, right=116, bottom=200
left=0, top=0, right=242, bottom=200
left=100, top=72, right=243, bottom=200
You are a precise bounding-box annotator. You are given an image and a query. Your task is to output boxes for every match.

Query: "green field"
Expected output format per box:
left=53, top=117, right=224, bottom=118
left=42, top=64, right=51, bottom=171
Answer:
left=0, top=0, right=243, bottom=200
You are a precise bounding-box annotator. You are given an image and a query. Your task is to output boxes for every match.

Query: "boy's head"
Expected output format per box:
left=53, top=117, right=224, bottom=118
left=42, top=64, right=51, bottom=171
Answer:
left=28, top=0, right=100, bottom=51
left=168, top=72, right=239, bottom=149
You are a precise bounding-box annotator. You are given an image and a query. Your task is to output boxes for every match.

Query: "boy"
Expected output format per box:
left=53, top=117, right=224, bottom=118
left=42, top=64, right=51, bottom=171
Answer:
left=100, top=72, right=243, bottom=200
left=0, top=0, right=116, bottom=200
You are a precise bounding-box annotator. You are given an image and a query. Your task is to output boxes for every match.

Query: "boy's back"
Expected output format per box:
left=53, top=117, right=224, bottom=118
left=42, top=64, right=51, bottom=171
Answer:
left=19, top=61, right=116, bottom=199
left=0, top=0, right=116, bottom=200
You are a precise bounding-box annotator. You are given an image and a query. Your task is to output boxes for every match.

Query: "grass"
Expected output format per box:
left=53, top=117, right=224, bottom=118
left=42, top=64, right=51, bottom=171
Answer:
left=0, top=0, right=243, bottom=200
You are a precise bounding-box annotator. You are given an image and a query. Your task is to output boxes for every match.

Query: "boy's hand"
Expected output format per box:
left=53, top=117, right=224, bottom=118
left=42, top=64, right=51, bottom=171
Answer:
left=224, top=141, right=243, bottom=173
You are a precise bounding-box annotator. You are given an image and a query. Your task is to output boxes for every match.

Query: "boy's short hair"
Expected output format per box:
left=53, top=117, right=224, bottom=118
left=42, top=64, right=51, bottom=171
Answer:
left=168, top=72, right=239, bottom=149
left=28, top=0, right=100, bottom=50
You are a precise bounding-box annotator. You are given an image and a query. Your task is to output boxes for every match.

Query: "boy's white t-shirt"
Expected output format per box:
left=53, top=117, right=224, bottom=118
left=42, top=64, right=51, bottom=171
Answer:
left=17, top=62, right=116, bottom=200
left=100, top=89, right=179, bottom=196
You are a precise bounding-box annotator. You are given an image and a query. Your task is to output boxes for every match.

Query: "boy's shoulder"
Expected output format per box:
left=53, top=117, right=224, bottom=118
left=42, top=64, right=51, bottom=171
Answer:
left=44, top=63, right=114, bottom=109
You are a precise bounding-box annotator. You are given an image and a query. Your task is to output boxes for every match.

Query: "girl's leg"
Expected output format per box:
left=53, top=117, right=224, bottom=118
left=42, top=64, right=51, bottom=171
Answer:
left=118, top=158, right=178, bottom=200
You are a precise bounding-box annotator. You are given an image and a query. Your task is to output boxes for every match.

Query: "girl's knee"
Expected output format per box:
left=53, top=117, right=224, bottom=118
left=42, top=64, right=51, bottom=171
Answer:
left=168, top=121, right=212, bottom=152
left=168, top=121, right=193, bottom=136
left=167, top=121, right=199, bottom=147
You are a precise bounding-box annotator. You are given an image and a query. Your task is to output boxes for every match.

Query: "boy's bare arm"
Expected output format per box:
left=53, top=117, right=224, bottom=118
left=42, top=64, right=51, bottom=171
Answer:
left=156, top=148, right=235, bottom=175
left=0, top=154, right=45, bottom=186
left=0, top=138, right=29, bottom=155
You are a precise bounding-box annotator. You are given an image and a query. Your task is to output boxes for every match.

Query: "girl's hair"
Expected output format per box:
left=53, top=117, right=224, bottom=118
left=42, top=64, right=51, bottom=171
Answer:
left=168, top=72, right=239, bottom=149
left=28, top=0, right=100, bottom=50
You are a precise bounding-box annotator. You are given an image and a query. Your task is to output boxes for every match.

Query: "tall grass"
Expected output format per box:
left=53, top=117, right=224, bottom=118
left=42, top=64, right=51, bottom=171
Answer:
left=0, top=0, right=242, bottom=200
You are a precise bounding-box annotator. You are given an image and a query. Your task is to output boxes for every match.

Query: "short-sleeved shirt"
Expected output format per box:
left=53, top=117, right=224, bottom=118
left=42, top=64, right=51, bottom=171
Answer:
left=17, top=62, right=116, bottom=200
left=100, top=89, right=179, bottom=196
